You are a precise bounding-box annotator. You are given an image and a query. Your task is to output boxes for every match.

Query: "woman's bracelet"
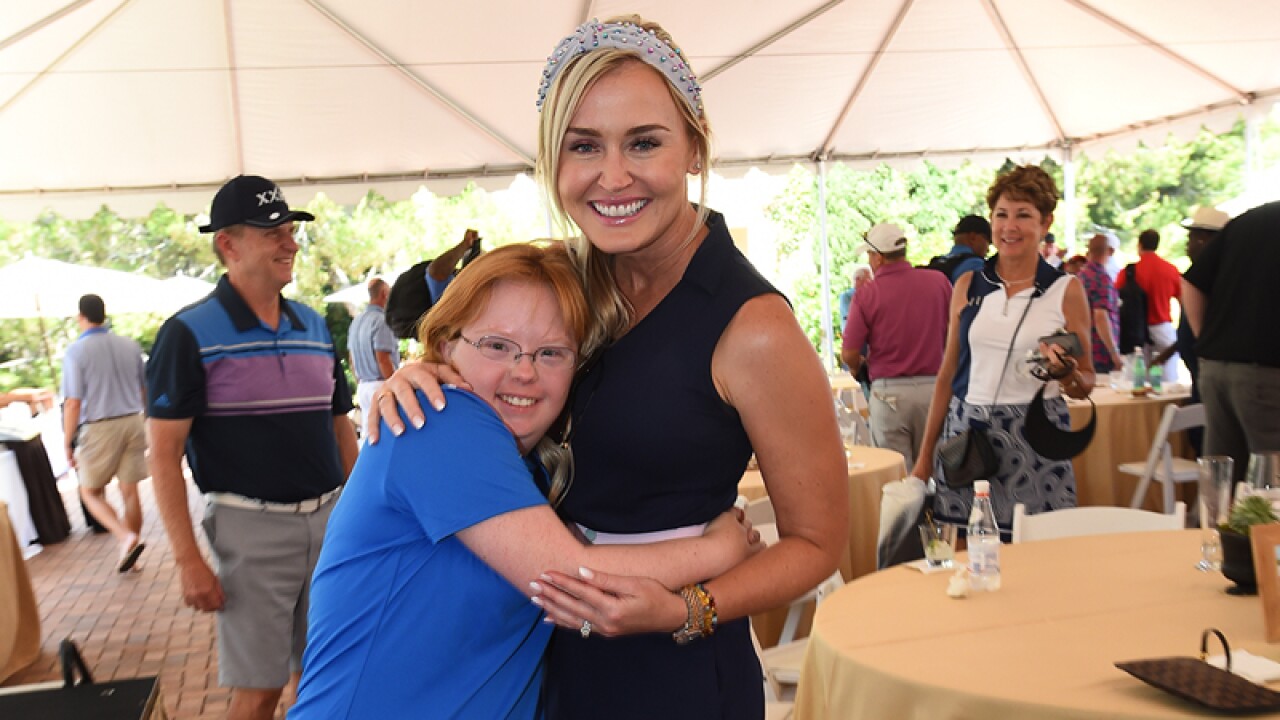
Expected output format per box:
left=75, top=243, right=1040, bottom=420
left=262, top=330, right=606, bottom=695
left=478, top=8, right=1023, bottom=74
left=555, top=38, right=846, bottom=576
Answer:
left=672, top=583, right=718, bottom=645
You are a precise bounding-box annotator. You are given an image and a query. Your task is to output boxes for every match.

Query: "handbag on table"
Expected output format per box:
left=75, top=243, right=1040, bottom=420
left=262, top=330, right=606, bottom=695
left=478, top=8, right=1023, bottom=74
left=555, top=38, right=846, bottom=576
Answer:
left=1116, top=628, right=1280, bottom=714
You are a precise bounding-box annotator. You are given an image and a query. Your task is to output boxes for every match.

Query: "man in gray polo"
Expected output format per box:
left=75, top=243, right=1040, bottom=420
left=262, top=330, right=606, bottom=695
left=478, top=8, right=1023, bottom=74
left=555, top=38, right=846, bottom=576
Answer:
left=61, top=294, right=148, bottom=572
left=348, top=277, right=399, bottom=425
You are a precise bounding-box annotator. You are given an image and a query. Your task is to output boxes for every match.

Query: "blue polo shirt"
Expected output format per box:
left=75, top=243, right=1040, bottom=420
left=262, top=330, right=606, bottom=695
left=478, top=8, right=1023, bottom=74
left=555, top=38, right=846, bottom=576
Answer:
left=347, top=305, right=398, bottom=382
left=146, top=275, right=354, bottom=502
left=62, top=326, right=145, bottom=422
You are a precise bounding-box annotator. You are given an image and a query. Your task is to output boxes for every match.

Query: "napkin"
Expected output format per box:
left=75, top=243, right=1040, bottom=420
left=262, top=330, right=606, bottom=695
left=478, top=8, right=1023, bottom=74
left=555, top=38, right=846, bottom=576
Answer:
left=906, top=558, right=954, bottom=575
left=1208, top=651, right=1280, bottom=684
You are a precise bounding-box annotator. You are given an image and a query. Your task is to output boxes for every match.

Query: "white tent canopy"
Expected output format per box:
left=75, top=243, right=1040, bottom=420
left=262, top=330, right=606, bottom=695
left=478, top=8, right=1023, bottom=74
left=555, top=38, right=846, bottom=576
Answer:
left=2, top=0, right=1279, bottom=219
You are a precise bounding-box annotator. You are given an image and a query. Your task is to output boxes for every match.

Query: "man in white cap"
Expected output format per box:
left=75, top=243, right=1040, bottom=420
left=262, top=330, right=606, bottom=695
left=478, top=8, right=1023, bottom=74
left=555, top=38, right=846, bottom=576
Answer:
left=1153, top=206, right=1229, bottom=407
left=842, top=222, right=952, bottom=465
left=1184, top=202, right=1276, bottom=484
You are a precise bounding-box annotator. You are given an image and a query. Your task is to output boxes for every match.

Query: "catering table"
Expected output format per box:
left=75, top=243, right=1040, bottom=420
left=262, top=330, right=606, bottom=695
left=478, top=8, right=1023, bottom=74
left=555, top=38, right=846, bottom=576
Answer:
left=0, top=501, right=41, bottom=683
left=794, top=530, right=1278, bottom=720
left=1068, top=386, right=1192, bottom=512
left=741, top=446, right=906, bottom=647
left=0, top=429, right=70, bottom=545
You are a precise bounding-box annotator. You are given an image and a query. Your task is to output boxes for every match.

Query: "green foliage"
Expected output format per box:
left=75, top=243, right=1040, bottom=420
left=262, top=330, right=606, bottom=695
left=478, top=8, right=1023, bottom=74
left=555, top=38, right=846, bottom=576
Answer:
left=0, top=183, right=545, bottom=392
left=768, top=162, right=995, bottom=349
left=1226, top=495, right=1280, bottom=536
left=767, top=117, right=1279, bottom=359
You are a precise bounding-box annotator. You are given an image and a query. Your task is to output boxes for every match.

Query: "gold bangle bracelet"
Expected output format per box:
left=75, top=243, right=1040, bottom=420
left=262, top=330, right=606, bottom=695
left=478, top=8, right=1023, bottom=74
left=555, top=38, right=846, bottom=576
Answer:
left=672, top=583, right=718, bottom=645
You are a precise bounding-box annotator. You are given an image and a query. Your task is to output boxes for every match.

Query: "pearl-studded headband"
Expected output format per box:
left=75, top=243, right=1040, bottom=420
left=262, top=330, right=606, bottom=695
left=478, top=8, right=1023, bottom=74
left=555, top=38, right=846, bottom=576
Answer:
left=536, top=19, right=703, bottom=117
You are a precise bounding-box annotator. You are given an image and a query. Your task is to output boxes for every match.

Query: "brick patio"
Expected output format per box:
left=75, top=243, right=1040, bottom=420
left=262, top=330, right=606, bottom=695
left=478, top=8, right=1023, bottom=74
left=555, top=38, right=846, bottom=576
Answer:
left=3, top=474, right=239, bottom=718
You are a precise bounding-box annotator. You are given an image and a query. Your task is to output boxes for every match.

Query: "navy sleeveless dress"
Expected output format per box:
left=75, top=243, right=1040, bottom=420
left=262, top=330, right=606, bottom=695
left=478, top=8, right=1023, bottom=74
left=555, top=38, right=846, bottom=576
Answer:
left=543, top=211, right=778, bottom=719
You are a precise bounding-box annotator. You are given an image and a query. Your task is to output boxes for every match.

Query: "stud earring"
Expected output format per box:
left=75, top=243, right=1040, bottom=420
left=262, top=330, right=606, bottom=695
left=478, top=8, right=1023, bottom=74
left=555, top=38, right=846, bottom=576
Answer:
left=692, top=161, right=702, bottom=173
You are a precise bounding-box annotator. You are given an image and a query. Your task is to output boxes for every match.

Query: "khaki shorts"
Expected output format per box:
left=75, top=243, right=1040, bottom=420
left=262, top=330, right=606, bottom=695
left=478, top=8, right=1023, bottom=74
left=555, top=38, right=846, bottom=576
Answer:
left=75, top=414, right=148, bottom=489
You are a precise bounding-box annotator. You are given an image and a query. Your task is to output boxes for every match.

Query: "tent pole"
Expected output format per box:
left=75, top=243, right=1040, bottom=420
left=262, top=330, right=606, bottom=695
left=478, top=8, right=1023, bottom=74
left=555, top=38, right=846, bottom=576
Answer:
left=1062, top=144, right=1077, bottom=254
left=34, top=297, right=58, bottom=388
left=1246, top=112, right=1262, bottom=195
left=816, top=157, right=836, bottom=372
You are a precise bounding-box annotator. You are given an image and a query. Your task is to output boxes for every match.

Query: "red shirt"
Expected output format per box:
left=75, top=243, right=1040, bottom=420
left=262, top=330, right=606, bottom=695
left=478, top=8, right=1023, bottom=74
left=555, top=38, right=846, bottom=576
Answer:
left=1115, top=250, right=1181, bottom=324
left=842, top=261, right=951, bottom=380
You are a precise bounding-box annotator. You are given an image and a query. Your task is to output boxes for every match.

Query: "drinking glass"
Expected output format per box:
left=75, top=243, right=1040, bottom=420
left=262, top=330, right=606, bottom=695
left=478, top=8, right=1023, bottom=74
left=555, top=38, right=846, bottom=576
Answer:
left=1246, top=452, right=1280, bottom=501
left=1197, top=456, right=1234, bottom=571
left=918, top=522, right=957, bottom=569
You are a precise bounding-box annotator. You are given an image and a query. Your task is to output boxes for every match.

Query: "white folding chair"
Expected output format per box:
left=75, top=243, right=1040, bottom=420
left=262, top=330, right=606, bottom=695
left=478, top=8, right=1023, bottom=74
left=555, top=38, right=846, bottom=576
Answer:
left=744, top=496, right=777, bottom=527
left=1119, top=403, right=1205, bottom=513
left=750, top=621, right=795, bottom=717
left=776, top=569, right=844, bottom=646
left=1011, top=501, right=1185, bottom=543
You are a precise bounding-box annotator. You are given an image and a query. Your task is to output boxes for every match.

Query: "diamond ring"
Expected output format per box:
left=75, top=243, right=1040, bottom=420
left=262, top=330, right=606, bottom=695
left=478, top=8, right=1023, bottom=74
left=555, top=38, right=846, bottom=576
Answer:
left=579, top=619, right=592, bottom=639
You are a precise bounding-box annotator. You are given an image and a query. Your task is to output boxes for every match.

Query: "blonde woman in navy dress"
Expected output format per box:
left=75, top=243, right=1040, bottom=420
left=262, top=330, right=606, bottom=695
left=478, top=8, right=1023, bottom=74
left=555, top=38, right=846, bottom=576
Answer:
left=367, top=15, right=849, bottom=719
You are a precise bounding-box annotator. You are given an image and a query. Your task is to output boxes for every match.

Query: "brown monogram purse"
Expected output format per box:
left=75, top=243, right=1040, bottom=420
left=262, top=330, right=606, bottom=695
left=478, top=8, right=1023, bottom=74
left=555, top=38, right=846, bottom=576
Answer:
left=1116, top=629, right=1280, bottom=714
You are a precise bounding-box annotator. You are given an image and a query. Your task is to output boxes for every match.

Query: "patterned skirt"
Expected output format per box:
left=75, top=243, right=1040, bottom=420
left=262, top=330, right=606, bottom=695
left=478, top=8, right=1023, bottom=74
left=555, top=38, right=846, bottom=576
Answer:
left=932, top=396, right=1077, bottom=538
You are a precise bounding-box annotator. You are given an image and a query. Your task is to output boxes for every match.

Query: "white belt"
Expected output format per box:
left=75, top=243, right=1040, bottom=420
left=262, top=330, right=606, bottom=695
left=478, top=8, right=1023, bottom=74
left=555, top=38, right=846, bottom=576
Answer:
left=206, top=486, right=341, bottom=514
left=575, top=522, right=707, bottom=545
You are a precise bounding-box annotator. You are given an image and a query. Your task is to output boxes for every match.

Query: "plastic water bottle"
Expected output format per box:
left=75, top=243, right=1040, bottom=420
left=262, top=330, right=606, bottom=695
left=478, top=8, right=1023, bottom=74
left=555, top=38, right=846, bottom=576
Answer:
left=1149, top=365, right=1163, bottom=394
left=1132, top=353, right=1147, bottom=391
left=967, top=480, right=1002, bottom=592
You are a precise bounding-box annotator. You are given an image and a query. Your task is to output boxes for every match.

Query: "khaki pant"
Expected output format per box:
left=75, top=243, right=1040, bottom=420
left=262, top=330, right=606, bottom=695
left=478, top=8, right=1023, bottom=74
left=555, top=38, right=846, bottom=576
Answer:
left=869, top=376, right=936, bottom=467
left=75, top=414, right=147, bottom=489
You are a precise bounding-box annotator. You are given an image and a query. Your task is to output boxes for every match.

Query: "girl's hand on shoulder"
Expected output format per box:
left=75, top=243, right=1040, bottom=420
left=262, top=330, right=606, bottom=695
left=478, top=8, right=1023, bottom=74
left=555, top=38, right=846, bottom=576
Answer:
left=364, top=361, right=469, bottom=443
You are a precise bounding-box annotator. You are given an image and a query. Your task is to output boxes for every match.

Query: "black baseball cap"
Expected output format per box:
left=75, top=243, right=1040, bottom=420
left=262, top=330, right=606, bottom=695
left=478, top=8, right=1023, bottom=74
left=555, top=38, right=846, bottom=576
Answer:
left=953, top=215, right=991, bottom=239
left=198, top=175, right=315, bottom=233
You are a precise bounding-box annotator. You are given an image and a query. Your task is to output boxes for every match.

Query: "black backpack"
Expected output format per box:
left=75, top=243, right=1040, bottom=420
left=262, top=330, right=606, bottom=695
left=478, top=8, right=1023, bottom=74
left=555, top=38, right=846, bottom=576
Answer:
left=1117, top=263, right=1149, bottom=353
left=924, top=253, right=968, bottom=283
left=384, top=259, right=434, bottom=340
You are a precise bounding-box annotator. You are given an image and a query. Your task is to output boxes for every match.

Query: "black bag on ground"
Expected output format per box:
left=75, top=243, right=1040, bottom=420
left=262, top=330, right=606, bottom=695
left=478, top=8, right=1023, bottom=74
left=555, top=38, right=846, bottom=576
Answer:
left=384, top=259, right=434, bottom=340
left=1118, top=263, right=1149, bottom=354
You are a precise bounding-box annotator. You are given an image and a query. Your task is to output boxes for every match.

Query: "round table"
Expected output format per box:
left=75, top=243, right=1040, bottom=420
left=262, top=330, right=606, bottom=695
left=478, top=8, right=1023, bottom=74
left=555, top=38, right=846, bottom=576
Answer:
left=794, top=530, right=1279, bottom=720
left=739, top=445, right=906, bottom=582
left=741, top=445, right=905, bottom=647
left=1068, top=386, right=1192, bottom=511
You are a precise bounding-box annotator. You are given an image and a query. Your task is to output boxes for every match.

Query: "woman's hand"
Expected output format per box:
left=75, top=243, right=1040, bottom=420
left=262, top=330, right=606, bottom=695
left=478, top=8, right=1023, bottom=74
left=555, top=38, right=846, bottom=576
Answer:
left=364, top=361, right=469, bottom=443
left=1037, top=340, right=1077, bottom=379
left=530, top=567, right=689, bottom=637
left=703, top=508, right=766, bottom=575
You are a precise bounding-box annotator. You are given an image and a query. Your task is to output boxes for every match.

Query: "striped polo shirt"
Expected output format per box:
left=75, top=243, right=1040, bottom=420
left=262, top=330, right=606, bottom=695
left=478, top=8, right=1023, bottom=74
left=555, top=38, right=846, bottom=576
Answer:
left=146, top=275, right=353, bottom=502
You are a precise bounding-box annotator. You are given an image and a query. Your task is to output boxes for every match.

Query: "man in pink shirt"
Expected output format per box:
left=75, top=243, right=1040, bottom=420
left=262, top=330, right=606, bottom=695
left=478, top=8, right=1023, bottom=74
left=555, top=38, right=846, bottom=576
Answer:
left=842, top=222, right=952, bottom=465
left=1115, top=228, right=1183, bottom=382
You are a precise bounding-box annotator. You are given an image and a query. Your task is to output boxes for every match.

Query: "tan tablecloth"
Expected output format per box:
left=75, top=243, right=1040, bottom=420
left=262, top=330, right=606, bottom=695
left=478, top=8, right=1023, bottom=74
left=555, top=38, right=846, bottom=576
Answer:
left=795, top=530, right=1279, bottom=720
left=1069, top=387, right=1192, bottom=511
left=740, top=446, right=906, bottom=646
left=0, top=500, right=40, bottom=683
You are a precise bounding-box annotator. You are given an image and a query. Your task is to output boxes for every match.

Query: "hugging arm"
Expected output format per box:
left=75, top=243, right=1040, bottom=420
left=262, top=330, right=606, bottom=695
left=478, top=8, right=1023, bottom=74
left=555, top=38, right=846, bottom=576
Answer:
left=534, top=294, right=850, bottom=635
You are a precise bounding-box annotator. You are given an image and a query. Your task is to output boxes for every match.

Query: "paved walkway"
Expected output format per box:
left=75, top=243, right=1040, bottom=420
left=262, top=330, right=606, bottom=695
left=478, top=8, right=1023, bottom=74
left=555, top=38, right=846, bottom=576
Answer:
left=3, top=474, right=237, bottom=718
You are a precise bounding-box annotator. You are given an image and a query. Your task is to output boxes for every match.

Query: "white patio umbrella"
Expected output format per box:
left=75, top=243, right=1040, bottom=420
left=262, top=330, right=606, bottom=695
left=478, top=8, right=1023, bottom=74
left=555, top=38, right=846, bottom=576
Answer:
left=0, top=255, right=171, bottom=385
left=155, top=275, right=216, bottom=314
left=0, top=256, right=170, bottom=319
left=324, top=271, right=404, bottom=307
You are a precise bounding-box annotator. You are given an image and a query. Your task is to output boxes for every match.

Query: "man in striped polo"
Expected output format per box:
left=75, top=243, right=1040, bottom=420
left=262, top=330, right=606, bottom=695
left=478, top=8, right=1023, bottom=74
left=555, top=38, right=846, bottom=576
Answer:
left=147, top=175, right=358, bottom=720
